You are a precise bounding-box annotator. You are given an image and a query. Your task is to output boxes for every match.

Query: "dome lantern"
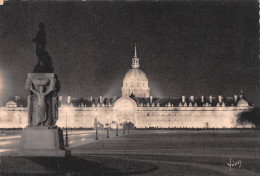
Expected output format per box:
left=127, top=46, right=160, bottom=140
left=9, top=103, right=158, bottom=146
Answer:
left=132, top=44, right=140, bottom=69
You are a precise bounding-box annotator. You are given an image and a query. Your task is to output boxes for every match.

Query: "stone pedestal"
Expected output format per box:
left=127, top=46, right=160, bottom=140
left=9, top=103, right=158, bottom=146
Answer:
left=17, top=72, right=70, bottom=157
left=17, top=126, right=70, bottom=157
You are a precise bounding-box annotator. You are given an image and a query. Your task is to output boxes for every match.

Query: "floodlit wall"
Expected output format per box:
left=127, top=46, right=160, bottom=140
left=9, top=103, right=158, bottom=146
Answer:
left=56, top=107, right=114, bottom=128
left=0, top=107, right=27, bottom=128
left=0, top=106, right=252, bottom=129
left=134, top=107, right=249, bottom=128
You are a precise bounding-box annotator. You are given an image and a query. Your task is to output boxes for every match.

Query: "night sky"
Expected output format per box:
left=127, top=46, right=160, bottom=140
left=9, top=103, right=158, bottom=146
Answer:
left=0, top=0, right=258, bottom=105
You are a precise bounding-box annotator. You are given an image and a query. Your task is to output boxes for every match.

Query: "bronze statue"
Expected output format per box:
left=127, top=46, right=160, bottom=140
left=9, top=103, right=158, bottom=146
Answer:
left=32, top=23, right=54, bottom=73
left=32, top=22, right=47, bottom=58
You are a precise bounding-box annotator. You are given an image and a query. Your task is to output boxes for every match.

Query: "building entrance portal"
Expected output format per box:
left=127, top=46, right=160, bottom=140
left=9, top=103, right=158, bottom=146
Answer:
left=113, top=97, right=137, bottom=128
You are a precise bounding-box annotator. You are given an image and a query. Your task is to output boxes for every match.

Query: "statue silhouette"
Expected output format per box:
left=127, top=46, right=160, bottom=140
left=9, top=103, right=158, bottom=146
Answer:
left=32, top=23, right=54, bottom=73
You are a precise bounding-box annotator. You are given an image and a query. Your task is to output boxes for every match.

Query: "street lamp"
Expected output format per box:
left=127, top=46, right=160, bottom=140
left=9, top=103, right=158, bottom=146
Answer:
left=95, top=117, right=98, bottom=140
left=105, top=123, right=109, bottom=138
left=65, top=113, right=69, bottom=147
left=0, top=108, right=3, bottom=134
left=127, top=121, right=130, bottom=134
left=64, top=106, right=70, bottom=148
left=18, top=113, right=21, bottom=129
left=121, top=123, right=125, bottom=135
left=116, top=123, right=118, bottom=136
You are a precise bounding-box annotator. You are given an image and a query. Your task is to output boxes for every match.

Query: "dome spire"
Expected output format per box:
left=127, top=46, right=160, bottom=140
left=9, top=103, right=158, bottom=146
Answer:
left=134, top=43, right=137, bottom=58
left=132, top=44, right=140, bottom=69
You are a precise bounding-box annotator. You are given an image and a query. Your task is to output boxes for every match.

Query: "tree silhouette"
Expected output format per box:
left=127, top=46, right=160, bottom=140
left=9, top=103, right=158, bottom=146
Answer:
left=237, top=107, right=260, bottom=128
left=123, top=121, right=135, bottom=134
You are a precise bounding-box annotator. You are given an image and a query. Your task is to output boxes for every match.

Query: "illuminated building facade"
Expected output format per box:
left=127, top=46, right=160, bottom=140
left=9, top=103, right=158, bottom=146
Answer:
left=0, top=46, right=252, bottom=129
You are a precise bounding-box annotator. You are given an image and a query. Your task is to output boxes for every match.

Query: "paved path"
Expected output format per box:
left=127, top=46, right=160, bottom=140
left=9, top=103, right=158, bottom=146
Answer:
left=0, top=130, right=121, bottom=155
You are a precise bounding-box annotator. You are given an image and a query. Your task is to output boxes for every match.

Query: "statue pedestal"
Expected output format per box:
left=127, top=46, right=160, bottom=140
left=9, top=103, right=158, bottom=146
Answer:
left=17, top=126, right=70, bottom=157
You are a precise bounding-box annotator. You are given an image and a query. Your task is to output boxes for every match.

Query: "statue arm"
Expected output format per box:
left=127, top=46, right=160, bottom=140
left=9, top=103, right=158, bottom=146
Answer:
left=29, top=87, right=39, bottom=96
left=44, top=88, right=53, bottom=96
left=44, top=78, right=56, bottom=96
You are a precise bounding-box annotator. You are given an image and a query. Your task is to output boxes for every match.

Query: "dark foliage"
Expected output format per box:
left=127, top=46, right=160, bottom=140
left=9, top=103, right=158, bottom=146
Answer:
left=237, top=107, right=260, bottom=128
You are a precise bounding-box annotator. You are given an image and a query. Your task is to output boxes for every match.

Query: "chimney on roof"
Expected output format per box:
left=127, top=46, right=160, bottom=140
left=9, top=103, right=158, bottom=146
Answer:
left=15, top=96, right=20, bottom=101
left=150, top=96, right=153, bottom=103
left=90, top=96, right=93, bottom=102
left=182, top=96, right=185, bottom=103
left=100, top=96, right=102, bottom=103
left=218, top=95, right=222, bottom=103
left=201, top=96, right=204, bottom=103
left=209, top=95, right=212, bottom=104
left=190, top=96, right=194, bottom=102
left=234, top=95, right=237, bottom=102
left=67, top=96, right=71, bottom=104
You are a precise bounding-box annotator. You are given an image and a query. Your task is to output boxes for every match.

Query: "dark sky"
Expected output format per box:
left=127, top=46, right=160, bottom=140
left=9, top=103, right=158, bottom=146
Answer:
left=0, top=0, right=259, bottom=105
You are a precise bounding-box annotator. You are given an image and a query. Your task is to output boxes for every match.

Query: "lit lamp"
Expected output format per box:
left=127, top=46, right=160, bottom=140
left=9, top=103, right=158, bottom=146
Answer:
left=120, top=123, right=125, bottom=135
left=116, top=123, right=118, bottom=136
left=0, top=75, right=2, bottom=132
left=64, top=106, right=70, bottom=148
left=18, top=113, right=21, bottom=129
left=95, top=110, right=98, bottom=140
left=127, top=120, right=130, bottom=134
left=0, top=108, right=2, bottom=133
left=105, top=122, right=109, bottom=138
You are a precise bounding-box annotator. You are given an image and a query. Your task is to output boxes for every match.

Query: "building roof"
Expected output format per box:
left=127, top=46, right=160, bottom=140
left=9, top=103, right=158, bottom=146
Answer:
left=131, top=96, right=245, bottom=107
left=1, top=95, right=250, bottom=108
left=5, top=96, right=27, bottom=107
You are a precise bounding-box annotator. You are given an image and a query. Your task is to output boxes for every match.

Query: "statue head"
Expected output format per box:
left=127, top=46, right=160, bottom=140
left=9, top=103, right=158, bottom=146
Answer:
left=39, top=86, right=45, bottom=93
left=38, top=22, right=44, bottom=29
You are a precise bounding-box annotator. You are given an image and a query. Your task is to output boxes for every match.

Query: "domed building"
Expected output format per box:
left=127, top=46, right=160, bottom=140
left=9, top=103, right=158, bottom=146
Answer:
left=0, top=46, right=253, bottom=129
left=121, top=46, right=150, bottom=98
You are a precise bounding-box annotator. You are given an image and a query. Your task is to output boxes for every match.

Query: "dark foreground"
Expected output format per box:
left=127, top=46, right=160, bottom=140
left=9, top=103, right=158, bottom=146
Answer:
left=0, top=130, right=259, bottom=176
